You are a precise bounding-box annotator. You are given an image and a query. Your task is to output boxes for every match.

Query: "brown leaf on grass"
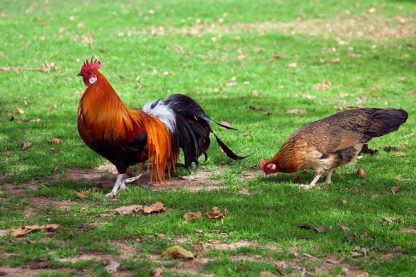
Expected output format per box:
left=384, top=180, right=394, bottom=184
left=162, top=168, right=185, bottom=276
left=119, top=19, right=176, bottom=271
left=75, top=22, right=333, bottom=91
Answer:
left=25, top=259, right=50, bottom=270
left=340, top=225, right=350, bottom=232
left=114, top=205, right=143, bottom=215
left=361, top=231, right=368, bottom=239
left=326, top=257, right=344, bottom=264
left=162, top=246, right=195, bottom=260
left=314, top=226, right=327, bottom=233
left=313, top=80, right=331, bottom=90
left=384, top=145, right=397, bottom=152
left=350, top=251, right=362, bottom=258
left=356, top=168, right=366, bottom=178
left=400, top=141, right=408, bottom=148
left=206, top=207, right=225, bottom=219
left=286, top=109, right=307, bottom=115
left=395, top=152, right=406, bottom=157
left=49, top=138, right=62, bottom=144
left=0, top=230, right=9, bottom=237
left=143, top=202, right=166, bottom=214
left=40, top=62, right=51, bottom=73
left=207, top=239, right=221, bottom=244
left=10, top=224, right=60, bottom=237
left=298, top=224, right=313, bottom=230
left=20, top=140, right=32, bottom=151
left=225, top=76, right=237, bottom=87
left=183, top=212, right=202, bottom=222
left=390, top=186, right=399, bottom=194
left=16, top=107, right=25, bottom=114
left=152, top=266, right=164, bottom=277
left=239, top=188, right=250, bottom=195
left=193, top=242, right=204, bottom=254
left=74, top=191, right=88, bottom=199
left=380, top=217, right=398, bottom=224
left=105, top=260, right=120, bottom=273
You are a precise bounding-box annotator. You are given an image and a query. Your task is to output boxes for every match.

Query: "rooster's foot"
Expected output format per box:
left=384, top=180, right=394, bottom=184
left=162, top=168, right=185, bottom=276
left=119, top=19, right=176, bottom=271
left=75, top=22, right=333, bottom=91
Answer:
left=106, top=173, right=128, bottom=197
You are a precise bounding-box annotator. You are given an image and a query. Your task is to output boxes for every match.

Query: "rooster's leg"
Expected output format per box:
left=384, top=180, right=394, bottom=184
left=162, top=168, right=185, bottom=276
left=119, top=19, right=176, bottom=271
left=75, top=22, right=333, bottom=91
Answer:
left=325, top=169, right=335, bottom=184
left=106, top=173, right=128, bottom=197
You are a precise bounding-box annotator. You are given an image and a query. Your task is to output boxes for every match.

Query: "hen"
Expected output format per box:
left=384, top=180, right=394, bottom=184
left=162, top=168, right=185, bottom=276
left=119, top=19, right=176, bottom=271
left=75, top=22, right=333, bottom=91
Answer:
left=261, top=108, right=408, bottom=189
left=77, top=59, right=243, bottom=196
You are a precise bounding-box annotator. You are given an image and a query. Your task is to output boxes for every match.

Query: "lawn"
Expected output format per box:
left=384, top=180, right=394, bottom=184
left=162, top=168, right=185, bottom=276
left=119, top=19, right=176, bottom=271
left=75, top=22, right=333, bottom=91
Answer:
left=1, top=0, right=415, bottom=276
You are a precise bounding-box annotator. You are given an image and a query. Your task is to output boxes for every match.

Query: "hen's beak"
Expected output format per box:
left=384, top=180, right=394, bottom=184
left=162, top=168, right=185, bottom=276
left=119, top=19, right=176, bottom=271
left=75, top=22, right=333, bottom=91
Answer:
left=77, top=72, right=82, bottom=76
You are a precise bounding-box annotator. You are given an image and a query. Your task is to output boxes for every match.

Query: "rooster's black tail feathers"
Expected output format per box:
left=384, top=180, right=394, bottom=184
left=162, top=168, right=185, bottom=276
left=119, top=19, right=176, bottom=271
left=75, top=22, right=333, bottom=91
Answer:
left=143, top=94, right=245, bottom=168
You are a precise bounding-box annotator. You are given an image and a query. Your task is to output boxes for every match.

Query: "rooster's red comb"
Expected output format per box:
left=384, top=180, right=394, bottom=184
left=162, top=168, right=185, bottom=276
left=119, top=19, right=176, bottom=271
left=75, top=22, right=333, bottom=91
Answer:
left=81, top=58, right=101, bottom=73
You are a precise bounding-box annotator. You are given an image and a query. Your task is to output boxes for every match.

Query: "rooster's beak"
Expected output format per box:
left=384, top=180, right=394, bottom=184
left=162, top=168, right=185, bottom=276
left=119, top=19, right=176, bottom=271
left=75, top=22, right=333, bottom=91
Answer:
left=77, top=72, right=82, bottom=76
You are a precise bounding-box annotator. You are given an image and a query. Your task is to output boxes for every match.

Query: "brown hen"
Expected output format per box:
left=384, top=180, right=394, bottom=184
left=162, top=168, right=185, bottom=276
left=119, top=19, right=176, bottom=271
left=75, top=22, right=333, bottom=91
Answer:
left=261, top=108, right=408, bottom=189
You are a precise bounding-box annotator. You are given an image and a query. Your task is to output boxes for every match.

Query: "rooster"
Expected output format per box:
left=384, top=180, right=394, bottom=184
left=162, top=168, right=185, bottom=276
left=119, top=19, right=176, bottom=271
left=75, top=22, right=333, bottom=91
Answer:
left=261, top=108, right=408, bottom=189
left=77, top=59, right=243, bottom=196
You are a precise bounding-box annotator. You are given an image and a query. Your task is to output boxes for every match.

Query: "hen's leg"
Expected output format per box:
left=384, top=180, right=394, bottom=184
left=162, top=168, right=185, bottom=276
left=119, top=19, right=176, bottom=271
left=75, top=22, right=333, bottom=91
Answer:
left=325, top=169, right=335, bottom=184
left=106, top=173, right=128, bottom=197
left=300, top=171, right=322, bottom=190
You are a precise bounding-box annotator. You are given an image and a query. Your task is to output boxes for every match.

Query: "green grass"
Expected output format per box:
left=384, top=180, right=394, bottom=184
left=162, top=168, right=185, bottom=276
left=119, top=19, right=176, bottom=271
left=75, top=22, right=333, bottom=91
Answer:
left=1, top=0, right=416, bottom=276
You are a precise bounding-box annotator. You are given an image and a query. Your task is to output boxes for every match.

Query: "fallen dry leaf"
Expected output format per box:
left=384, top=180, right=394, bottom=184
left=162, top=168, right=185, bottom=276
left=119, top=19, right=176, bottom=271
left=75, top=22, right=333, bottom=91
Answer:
left=40, top=62, right=51, bottom=73
left=314, top=226, right=327, bottom=233
left=114, top=205, right=143, bottom=215
left=239, top=188, right=250, bottom=195
left=16, top=107, right=25, bottom=114
left=390, top=186, right=399, bottom=194
left=49, top=138, right=62, bottom=144
left=207, top=239, right=221, bottom=244
left=286, top=109, right=307, bottom=115
left=384, top=145, right=397, bottom=152
left=105, top=260, right=120, bottom=273
left=356, top=168, right=366, bottom=178
left=0, top=230, right=9, bottom=237
left=143, top=202, right=166, bottom=214
left=152, top=266, right=164, bottom=277
left=225, top=76, right=237, bottom=87
left=326, top=257, right=344, bottom=264
left=20, top=140, right=32, bottom=151
left=74, top=191, right=88, bottom=199
left=206, top=207, right=225, bottom=219
left=351, top=251, right=362, bottom=258
left=162, top=246, right=195, bottom=260
left=380, top=217, right=398, bottom=224
left=313, top=80, right=331, bottom=90
left=193, top=242, right=204, bottom=253
left=340, top=225, right=350, bottom=232
left=298, top=224, right=313, bottom=230
left=395, top=152, right=406, bottom=157
left=10, top=224, right=60, bottom=237
left=183, top=212, right=202, bottom=222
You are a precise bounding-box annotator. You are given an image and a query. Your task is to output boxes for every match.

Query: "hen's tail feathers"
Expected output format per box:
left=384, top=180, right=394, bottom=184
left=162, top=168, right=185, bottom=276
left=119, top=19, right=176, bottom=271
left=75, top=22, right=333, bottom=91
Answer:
left=143, top=94, right=245, bottom=168
left=368, top=108, right=408, bottom=138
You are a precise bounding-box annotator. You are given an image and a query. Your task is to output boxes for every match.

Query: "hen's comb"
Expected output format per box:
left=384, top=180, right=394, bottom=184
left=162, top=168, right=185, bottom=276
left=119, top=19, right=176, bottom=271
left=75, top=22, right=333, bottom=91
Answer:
left=81, top=57, right=101, bottom=72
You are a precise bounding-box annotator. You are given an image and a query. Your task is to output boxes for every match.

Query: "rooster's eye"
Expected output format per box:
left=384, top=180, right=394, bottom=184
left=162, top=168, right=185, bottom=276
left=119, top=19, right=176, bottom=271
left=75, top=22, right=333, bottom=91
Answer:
left=89, top=76, right=97, bottom=84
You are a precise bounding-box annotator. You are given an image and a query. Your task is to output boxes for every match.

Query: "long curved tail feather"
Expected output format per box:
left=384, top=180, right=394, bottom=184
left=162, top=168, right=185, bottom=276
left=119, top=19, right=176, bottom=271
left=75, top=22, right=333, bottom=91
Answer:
left=143, top=94, right=244, bottom=168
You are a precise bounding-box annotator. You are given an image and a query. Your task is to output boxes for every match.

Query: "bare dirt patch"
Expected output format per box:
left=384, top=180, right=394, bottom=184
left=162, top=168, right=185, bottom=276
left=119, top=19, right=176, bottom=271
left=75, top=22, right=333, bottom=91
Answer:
left=0, top=266, right=85, bottom=277
left=53, top=163, right=224, bottom=192
left=127, top=14, right=416, bottom=42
